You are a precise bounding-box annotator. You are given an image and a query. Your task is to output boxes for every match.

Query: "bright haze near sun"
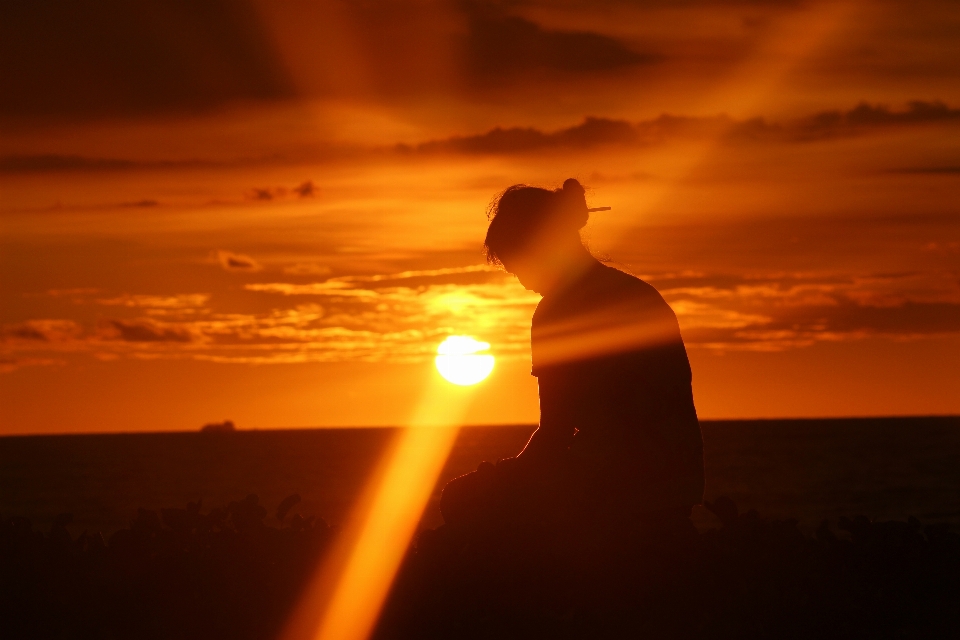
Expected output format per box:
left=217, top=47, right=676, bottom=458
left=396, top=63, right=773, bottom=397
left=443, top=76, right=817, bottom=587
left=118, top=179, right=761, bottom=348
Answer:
left=1, top=0, right=958, bottom=433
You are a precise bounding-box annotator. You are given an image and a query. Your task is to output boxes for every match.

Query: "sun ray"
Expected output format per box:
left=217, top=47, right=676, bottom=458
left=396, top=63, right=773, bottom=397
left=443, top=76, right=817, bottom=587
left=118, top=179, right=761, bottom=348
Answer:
left=281, top=357, right=482, bottom=640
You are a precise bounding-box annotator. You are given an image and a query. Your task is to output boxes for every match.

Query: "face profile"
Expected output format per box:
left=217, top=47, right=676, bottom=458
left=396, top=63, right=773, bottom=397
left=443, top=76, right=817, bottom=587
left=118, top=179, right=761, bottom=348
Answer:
left=498, top=243, right=582, bottom=294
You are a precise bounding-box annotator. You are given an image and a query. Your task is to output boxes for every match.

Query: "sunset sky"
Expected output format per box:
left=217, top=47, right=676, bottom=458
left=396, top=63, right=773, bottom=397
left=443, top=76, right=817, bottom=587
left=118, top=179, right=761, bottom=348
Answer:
left=2, top=0, right=958, bottom=433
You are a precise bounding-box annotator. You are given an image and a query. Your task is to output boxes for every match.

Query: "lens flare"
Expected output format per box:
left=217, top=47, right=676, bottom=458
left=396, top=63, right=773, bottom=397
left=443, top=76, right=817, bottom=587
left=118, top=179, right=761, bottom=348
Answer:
left=434, top=335, right=494, bottom=385
left=281, top=375, right=475, bottom=640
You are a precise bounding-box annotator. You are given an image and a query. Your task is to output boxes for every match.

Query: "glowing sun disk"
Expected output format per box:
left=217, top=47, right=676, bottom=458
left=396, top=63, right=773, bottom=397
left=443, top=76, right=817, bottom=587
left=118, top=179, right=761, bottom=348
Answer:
left=434, top=335, right=494, bottom=385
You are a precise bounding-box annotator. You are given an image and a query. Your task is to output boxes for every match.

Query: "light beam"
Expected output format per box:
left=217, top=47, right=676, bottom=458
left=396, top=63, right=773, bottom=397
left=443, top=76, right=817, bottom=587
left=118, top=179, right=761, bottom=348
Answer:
left=281, top=354, right=485, bottom=640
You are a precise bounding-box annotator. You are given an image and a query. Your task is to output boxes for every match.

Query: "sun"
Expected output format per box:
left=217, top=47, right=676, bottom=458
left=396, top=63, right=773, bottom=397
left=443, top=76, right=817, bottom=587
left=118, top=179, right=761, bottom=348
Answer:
left=434, top=336, right=495, bottom=386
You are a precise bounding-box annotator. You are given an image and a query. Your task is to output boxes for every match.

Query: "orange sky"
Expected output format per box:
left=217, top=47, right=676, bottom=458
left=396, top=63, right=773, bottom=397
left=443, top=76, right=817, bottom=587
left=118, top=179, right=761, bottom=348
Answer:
left=2, top=0, right=959, bottom=433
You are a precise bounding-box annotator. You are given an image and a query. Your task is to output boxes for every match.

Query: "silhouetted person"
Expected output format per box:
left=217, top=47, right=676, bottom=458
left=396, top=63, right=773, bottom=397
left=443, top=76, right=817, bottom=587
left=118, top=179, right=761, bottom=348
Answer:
left=442, top=179, right=704, bottom=528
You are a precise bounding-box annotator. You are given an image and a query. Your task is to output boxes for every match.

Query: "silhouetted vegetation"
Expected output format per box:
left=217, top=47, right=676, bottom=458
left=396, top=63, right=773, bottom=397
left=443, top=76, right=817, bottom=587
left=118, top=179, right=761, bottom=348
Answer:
left=1, top=494, right=330, bottom=640
left=3, top=495, right=958, bottom=639
left=381, top=495, right=960, bottom=639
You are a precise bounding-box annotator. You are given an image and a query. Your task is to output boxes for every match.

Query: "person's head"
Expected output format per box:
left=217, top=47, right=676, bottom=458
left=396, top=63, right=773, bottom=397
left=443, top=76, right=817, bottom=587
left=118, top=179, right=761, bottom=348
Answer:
left=484, top=178, right=593, bottom=293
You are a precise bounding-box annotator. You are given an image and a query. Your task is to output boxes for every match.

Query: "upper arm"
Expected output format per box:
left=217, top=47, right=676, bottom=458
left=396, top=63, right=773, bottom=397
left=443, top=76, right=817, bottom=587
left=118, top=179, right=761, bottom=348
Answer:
left=536, top=370, right=585, bottom=438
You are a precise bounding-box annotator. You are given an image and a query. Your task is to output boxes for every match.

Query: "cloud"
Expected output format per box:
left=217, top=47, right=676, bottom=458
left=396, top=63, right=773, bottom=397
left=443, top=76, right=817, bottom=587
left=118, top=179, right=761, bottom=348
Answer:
left=329, top=265, right=500, bottom=284
left=1, top=320, right=87, bottom=372
left=1, top=319, right=84, bottom=343
left=402, top=113, right=733, bottom=155
left=409, top=116, right=641, bottom=154
left=120, top=199, right=160, bottom=208
left=780, top=300, right=960, bottom=336
left=790, top=101, right=960, bottom=141
left=231, top=268, right=960, bottom=358
left=248, top=265, right=502, bottom=295
left=5, top=277, right=535, bottom=365
left=462, top=5, right=656, bottom=81
left=293, top=181, right=316, bottom=197
left=222, top=279, right=538, bottom=363
left=215, top=250, right=262, bottom=272
left=193, top=274, right=540, bottom=363
left=5, top=102, right=957, bottom=175
left=0, top=0, right=294, bottom=119
left=5, top=263, right=958, bottom=367
left=656, top=270, right=960, bottom=351
left=45, top=288, right=100, bottom=297
left=248, top=188, right=275, bottom=201
left=99, top=319, right=197, bottom=343
left=920, top=241, right=960, bottom=253
left=245, top=181, right=317, bottom=201
left=283, top=263, right=333, bottom=276
left=0, top=155, right=137, bottom=173
left=889, top=166, right=960, bottom=176
left=406, top=101, right=960, bottom=156
left=96, top=294, right=210, bottom=310
left=0, top=155, right=215, bottom=175
left=246, top=281, right=381, bottom=298
left=0, top=356, right=64, bottom=374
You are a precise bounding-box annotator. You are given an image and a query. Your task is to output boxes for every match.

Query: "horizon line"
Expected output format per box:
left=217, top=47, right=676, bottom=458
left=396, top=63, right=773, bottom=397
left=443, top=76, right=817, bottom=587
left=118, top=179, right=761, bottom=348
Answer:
left=2, top=414, right=958, bottom=438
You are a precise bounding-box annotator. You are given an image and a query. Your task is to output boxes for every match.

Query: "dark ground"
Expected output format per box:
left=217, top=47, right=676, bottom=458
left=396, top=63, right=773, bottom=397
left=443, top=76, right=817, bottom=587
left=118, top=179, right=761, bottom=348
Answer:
left=2, top=417, right=958, bottom=638
left=2, top=492, right=958, bottom=639
left=2, top=417, right=959, bottom=534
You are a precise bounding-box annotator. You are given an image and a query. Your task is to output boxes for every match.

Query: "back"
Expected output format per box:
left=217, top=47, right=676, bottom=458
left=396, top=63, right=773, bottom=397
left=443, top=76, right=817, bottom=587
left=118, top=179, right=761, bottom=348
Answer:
left=531, top=263, right=704, bottom=511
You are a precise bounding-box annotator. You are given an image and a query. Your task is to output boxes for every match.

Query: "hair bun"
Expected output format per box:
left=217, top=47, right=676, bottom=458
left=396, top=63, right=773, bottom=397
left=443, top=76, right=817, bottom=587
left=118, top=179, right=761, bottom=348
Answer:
left=559, top=178, right=589, bottom=229
left=562, top=178, right=584, bottom=197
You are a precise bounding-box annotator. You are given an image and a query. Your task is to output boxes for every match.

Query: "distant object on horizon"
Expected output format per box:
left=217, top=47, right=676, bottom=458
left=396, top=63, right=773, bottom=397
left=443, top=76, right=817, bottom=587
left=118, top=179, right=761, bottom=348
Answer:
left=201, top=420, right=236, bottom=433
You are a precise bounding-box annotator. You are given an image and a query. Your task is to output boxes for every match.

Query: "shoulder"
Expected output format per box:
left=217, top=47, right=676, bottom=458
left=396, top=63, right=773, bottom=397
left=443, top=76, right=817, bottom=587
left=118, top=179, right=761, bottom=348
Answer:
left=592, top=263, right=671, bottom=310
left=530, top=263, right=684, bottom=375
left=533, top=262, right=676, bottom=329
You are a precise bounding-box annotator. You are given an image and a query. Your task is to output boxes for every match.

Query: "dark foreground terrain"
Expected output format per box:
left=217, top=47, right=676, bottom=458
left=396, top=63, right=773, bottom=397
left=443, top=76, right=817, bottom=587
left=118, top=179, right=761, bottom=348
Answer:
left=3, top=417, right=959, bottom=535
left=3, top=493, right=958, bottom=640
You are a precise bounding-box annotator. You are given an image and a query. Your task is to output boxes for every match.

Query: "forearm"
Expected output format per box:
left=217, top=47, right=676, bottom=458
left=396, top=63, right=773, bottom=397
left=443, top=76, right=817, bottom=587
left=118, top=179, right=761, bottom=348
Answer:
left=518, top=424, right=571, bottom=459
left=518, top=373, right=580, bottom=460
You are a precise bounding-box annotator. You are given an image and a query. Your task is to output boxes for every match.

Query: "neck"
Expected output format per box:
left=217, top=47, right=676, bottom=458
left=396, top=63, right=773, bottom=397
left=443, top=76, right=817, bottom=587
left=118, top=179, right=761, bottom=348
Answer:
left=542, top=247, right=597, bottom=295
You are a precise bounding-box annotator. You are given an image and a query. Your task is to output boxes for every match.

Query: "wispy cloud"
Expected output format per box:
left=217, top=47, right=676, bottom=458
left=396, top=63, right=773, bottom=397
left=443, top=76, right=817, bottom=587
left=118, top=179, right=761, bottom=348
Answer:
left=327, top=265, right=499, bottom=283
left=790, top=101, right=960, bottom=141
left=463, top=6, right=656, bottom=82
left=248, top=265, right=501, bottom=295
left=1, top=319, right=84, bottom=343
left=657, top=270, right=960, bottom=351
left=5, top=102, right=957, bottom=176
left=245, top=281, right=380, bottom=298
left=99, top=319, right=199, bottom=343
left=44, top=288, right=100, bottom=297
left=215, top=250, right=262, bottom=272
left=283, top=263, right=333, bottom=276
left=404, top=101, right=960, bottom=156
left=0, top=0, right=294, bottom=120
left=96, top=293, right=210, bottom=311
left=0, top=356, right=65, bottom=374
left=4, top=264, right=957, bottom=370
